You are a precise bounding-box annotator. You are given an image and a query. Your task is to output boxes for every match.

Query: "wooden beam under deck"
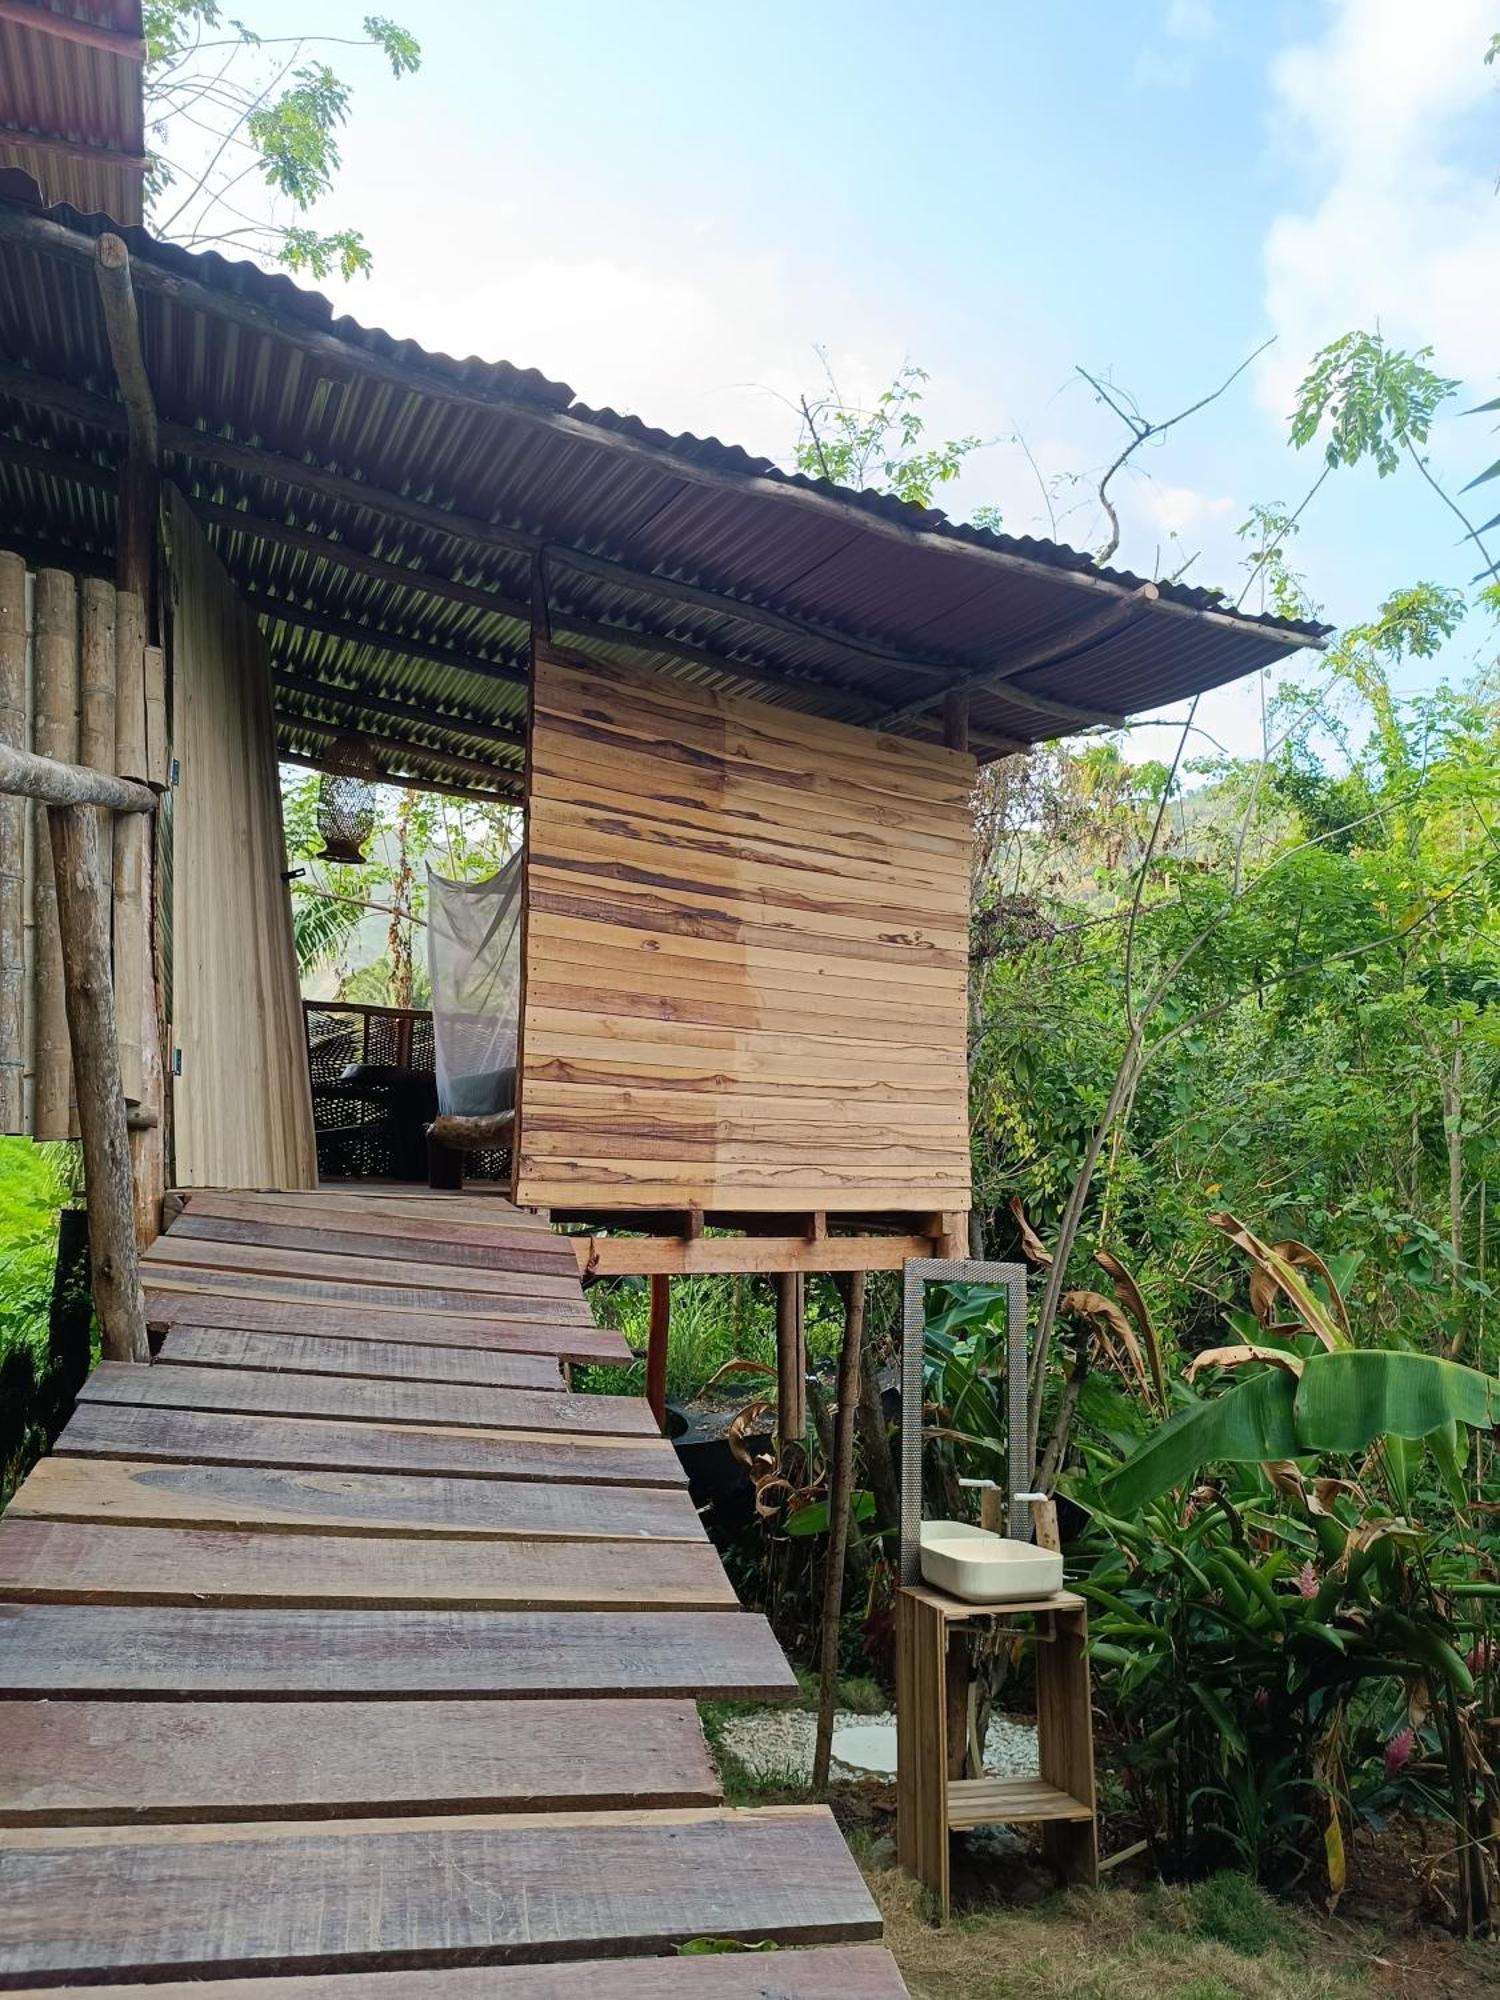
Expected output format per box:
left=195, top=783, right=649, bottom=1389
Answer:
left=565, top=1226, right=953, bottom=1277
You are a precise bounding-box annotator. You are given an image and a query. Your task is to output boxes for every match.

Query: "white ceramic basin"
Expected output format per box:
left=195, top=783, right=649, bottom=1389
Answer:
left=919, top=1519, right=1064, bottom=1604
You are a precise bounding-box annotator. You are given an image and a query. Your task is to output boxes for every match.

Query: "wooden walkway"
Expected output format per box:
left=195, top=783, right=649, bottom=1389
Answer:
left=0, top=1187, right=906, bottom=1996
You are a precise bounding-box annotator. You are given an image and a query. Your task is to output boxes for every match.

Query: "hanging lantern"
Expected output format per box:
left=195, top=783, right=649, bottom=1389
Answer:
left=315, top=731, right=379, bottom=864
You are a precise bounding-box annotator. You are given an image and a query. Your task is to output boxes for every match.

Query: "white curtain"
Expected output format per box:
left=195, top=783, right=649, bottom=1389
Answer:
left=425, top=855, right=522, bottom=1116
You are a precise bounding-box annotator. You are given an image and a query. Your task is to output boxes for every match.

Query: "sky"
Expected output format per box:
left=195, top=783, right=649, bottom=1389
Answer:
left=167, top=0, right=1500, bottom=766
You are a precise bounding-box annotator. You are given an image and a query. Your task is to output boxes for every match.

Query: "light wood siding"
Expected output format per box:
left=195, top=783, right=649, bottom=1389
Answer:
left=166, top=489, right=317, bottom=1190
left=515, top=647, right=974, bottom=1214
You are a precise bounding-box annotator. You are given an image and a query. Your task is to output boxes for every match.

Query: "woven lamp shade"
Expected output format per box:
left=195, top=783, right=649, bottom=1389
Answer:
left=315, top=731, right=380, bottom=864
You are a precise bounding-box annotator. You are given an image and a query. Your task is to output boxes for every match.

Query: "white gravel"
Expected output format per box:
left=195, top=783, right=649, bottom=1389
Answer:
left=717, top=1705, right=1040, bottom=1785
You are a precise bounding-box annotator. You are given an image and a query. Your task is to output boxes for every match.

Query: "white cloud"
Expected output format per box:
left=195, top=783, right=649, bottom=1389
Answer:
left=1259, top=0, right=1500, bottom=427
left=1134, top=0, right=1219, bottom=87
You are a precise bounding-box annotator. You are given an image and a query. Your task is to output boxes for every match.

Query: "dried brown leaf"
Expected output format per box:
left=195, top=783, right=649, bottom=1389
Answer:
left=1185, top=1343, right=1305, bottom=1381
left=1008, top=1195, right=1054, bottom=1267
left=1094, top=1248, right=1168, bottom=1409
left=1064, top=1288, right=1153, bottom=1400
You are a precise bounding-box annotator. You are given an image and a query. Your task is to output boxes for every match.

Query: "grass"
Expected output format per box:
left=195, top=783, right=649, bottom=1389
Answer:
left=0, top=1138, right=83, bottom=1504
left=867, top=1869, right=1367, bottom=2000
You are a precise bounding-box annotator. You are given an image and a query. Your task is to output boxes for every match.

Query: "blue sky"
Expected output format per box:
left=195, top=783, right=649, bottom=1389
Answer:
left=178, top=0, right=1500, bottom=762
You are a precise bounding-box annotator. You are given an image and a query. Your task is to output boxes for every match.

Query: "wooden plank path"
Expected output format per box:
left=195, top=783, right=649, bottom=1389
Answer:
left=0, top=1186, right=904, bottom=1993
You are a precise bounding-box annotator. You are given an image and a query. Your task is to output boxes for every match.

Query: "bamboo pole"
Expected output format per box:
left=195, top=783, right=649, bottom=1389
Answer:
left=813, top=1272, right=865, bottom=1791
left=95, top=236, right=160, bottom=626
left=32, top=568, right=78, bottom=1139
left=776, top=1270, right=807, bottom=1452
left=111, top=811, right=146, bottom=1108
left=143, top=641, right=167, bottom=788
left=0, top=551, right=24, bottom=1132
left=45, top=802, right=148, bottom=1362
left=79, top=576, right=116, bottom=893
left=0, top=741, right=155, bottom=812
left=113, top=587, right=147, bottom=786
left=111, top=589, right=149, bottom=1108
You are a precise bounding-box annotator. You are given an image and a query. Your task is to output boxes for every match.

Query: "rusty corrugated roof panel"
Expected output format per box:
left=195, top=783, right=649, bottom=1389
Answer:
left=0, top=187, right=1328, bottom=786
left=0, top=5, right=144, bottom=224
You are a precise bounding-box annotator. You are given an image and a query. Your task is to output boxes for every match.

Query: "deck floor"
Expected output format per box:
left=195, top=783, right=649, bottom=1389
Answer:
left=0, top=1186, right=906, bottom=1996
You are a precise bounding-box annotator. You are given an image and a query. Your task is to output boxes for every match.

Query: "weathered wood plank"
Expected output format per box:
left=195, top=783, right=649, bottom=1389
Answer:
left=141, top=1267, right=596, bottom=1329
left=0, top=1697, right=718, bottom=1824
left=168, top=1210, right=581, bottom=1277
left=142, top=1289, right=632, bottom=1366
left=0, top=1945, right=908, bottom=1999
left=177, top=1189, right=561, bottom=1238
left=8, top=1457, right=706, bottom=1544
left=80, top=1361, right=655, bottom=1439
left=56, top=1404, right=685, bottom=1488
left=0, top=1604, right=796, bottom=1700
left=156, top=1327, right=564, bottom=1392
left=145, top=1237, right=590, bottom=1307
left=0, top=1519, right=738, bottom=1609
left=0, top=1806, right=880, bottom=1984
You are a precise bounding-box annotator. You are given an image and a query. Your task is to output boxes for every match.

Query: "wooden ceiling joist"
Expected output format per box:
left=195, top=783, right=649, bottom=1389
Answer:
left=282, top=716, right=522, bottom=803
left=243, top=591, right=530, bottom=690
left=271, top=666, right=527, bottom=756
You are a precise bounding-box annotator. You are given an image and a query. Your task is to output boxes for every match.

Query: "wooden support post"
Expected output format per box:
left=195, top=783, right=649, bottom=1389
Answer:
left=813, top=1270, right=865, bottom=1791
left=45, top=803, right=148, bottom=1363
left=776, top=1269, right=807, bottom=1452
left=32, top=569, right=78, bottom=1139
left=94, top=236, right=160, bottom=632
left=0, top=551, right=24, bottom=1132
left=942, top=687, right=970, bottom=753
left=1037, top=1603, right=1099, bottom=1886
left=646, top=1272, right=670, bottom=1432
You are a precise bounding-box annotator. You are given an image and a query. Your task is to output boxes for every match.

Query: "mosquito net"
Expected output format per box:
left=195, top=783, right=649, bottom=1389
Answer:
left=425, top=855, right=522, bottom=1117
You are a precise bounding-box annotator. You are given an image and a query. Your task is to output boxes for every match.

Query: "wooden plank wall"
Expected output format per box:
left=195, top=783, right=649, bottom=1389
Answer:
left=516, top=646, right=974, bottom=1213
left=165, top=489, right=317, bottom=1190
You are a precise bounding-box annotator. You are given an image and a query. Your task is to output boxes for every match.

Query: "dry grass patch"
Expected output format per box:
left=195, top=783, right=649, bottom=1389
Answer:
left=869, top=1867, right=1371, bottom=2000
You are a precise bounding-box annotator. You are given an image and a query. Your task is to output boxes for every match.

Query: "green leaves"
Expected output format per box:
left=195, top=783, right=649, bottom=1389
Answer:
left=1290, top=332, right=1459, bottom=477
left=1099, top=1350, right=1500, bottom=1512
left=1099, top=1368, right=1301, bottom=1513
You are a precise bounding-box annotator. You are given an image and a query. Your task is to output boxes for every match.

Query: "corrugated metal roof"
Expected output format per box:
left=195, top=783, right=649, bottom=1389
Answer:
left=0, top=5, right=144, bottom=224
left=0, top=182, right=1327, bottom=793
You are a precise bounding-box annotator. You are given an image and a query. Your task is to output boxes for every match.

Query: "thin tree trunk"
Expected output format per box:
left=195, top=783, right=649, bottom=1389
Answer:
left=46, top=802, right=147, bottom=1363
left=813, top=1273, right=864, bottom=1791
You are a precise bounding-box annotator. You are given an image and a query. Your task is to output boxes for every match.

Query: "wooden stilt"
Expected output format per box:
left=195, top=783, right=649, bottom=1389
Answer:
left=776, top=1270, right=807, bottom=1452
left=813, top=1271, right=864, bottom=1790
left=0, top=550, right=24, bottom=1133
left=646, top=1272, right=670, bottom=1431
left=45, top=802, right=148, bottom=1363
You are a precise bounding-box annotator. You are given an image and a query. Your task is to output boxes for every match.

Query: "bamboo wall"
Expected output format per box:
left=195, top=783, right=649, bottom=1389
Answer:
left=515, top=645, right=975, bottom=1214
left=0, top=551, right=163, bottom=1143
left=165, top=491, right=317, bottom=1191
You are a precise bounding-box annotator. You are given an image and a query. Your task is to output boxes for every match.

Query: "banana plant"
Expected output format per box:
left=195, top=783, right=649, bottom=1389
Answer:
left=1099, top=1213, right=1500, bottom=1513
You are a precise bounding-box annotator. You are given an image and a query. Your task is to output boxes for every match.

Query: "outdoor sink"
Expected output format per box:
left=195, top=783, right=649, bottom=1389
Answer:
left=919, top=1519, right=1064, bottom=1604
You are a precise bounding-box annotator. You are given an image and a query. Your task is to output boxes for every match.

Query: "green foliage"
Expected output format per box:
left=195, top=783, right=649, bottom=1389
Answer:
left=282, top=770, right=518, bottom=995
left=1289, top=333, right=1459, bottom=477
left=143, top=3, right=422, bottom=277
left=0, top=1140, right=87, bottom=1504
left=794, top=357, right=993, bottom=515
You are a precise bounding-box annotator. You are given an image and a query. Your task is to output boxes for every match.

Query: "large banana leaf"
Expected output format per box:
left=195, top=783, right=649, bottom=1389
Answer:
left=1098, top=1368, right=1300, bottom=1513
left=1098, top=1351, right=1500, bottom=1513
left=1294, top=1350, right=1500, bottom=1450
